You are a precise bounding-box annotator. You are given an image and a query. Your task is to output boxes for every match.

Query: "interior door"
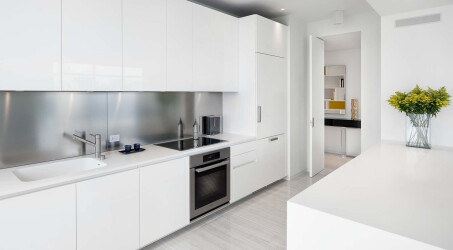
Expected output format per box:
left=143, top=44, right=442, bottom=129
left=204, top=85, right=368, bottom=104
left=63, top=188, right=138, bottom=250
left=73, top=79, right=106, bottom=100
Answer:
left=308, top=36, right=325, bottom=177
left=257, top=53, right=286, bottom=139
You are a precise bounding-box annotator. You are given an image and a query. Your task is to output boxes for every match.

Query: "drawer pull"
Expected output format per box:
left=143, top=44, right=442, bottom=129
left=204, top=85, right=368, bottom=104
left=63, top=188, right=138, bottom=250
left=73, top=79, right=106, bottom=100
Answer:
left=257, top=106, right=262, bottom=123
left=233, top=159, right=256, bottom=169
left=269, top=137, right=278, bottom=142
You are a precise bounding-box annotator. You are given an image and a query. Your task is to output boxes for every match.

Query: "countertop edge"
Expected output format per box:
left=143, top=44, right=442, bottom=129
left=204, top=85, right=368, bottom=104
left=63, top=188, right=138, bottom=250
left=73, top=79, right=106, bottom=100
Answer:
left=0, top=134, right=256, bottom=201
left=287, top=200, right=442, bottom=250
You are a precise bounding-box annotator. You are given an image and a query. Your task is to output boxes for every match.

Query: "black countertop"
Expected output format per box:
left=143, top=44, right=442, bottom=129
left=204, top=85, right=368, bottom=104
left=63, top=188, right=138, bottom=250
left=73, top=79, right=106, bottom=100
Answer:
left=325, top=118, right=361, bottom=128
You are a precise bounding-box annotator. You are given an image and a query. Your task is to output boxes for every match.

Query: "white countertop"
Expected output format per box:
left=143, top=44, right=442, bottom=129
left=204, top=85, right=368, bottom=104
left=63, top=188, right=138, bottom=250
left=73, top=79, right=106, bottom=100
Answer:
left=289, top=142, right=453, bottom=249
left=0, top=133, right=254, bottom=201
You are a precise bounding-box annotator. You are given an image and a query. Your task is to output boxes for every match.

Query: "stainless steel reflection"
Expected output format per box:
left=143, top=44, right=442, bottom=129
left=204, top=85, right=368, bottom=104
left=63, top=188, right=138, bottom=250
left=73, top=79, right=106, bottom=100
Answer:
left=0, top=92, right=222, bottom=169
left=107, top=92, right=222, bottom=149
left=0, top=92, right=108, bottom=169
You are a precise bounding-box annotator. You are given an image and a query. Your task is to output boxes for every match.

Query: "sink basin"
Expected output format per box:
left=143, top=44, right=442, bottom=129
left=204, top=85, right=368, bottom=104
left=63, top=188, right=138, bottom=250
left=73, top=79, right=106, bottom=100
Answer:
left=13, top=158, right=107, bottom=182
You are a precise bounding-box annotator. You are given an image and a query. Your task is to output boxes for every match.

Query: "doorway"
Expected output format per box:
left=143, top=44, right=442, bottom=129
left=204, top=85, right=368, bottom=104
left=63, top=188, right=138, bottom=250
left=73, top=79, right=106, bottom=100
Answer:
left=308, top=31, right=362, bottom=177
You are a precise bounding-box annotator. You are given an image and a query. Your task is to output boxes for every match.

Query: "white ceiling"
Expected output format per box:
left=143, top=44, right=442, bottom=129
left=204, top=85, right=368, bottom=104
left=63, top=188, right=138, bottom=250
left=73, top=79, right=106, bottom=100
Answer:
left=322, top=32, right=361, bottom=51
left=191, top=0, right=375, bottom=21
left=366, top=0, right=453, bottom=16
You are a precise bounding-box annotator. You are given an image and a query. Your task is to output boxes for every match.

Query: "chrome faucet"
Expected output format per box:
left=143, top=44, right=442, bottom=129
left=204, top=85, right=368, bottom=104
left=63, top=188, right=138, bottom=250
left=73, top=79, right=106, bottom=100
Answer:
left=72, top=133, right=104, bottom=160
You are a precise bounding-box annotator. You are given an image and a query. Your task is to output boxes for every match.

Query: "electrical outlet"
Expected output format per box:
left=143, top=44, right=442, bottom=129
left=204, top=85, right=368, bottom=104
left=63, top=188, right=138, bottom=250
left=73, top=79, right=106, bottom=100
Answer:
left=109, top=134, right=120, bottom=143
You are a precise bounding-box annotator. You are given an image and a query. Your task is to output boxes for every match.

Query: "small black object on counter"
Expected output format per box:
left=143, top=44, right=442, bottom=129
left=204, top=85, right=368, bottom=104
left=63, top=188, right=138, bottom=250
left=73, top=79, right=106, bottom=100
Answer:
left=119, top=148, right=146, bottom=154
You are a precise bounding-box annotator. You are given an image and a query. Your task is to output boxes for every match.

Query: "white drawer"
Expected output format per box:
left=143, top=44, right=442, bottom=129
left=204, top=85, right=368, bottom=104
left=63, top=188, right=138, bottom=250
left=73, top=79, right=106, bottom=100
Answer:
left=231, top=150, right=257, bottom=169
left=231, top=150, right=258, bottom=203
left=231, top=140, right=257, bottom=157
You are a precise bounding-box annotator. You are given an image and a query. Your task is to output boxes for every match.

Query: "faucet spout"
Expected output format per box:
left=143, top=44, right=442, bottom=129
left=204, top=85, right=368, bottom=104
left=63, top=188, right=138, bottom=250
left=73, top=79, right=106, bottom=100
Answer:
left=72, top=134, right=95, bottom=146
left=72, top=133, right=103, bottom=160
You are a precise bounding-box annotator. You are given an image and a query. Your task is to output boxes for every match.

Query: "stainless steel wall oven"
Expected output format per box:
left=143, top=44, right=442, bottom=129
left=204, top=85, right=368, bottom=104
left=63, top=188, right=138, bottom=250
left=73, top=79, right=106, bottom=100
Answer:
left=190, top=147, right=230, bottom=220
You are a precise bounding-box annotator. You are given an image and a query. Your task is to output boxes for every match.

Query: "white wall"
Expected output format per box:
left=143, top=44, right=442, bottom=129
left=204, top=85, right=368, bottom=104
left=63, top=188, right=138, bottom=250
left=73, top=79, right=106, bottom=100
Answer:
left=381, top=5, right=453, bottom=147
left=275, top=15, right=308, bottom=177
left=325, top=48, right=361, bottom=119
left=307, top=11, right=381, bottom=154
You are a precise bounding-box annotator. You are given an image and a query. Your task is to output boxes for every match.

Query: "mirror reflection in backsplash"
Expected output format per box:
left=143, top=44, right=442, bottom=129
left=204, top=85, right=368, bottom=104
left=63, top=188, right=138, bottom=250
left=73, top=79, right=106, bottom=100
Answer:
left=0, top=92, right=222, bottom=169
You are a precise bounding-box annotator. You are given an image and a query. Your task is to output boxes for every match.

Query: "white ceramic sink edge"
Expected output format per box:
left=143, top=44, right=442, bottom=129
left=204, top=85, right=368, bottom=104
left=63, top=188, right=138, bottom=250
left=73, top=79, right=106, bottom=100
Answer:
left=13, top=158, right=107, bottom=182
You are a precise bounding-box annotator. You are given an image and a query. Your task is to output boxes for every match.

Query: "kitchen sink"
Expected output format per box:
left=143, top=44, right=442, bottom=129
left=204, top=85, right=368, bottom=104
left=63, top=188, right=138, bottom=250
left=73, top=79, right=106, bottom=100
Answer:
left=13, top=158, right=107, bottom=182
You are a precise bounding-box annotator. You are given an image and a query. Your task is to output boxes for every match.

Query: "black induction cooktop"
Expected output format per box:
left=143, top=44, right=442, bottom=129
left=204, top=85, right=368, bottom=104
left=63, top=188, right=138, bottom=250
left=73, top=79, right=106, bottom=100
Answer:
left=155, top=137, right=226, bottom=151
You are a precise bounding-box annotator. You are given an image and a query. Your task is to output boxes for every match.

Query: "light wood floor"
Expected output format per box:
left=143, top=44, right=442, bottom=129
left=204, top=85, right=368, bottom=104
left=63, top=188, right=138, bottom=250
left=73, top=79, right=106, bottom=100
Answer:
left=144, top=154, right=352, bottom=250
left=324, top=153, right=354, bottom=172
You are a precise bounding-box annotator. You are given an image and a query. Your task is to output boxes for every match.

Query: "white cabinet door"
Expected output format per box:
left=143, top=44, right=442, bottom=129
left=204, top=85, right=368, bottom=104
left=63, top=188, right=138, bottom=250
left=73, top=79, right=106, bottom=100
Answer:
left=193, top=4, right=239, bottom=92
left=256, top=15, right=287, bottom=58
left=257, top=134, right=286, bottom=189
left=324, top=126, right=344, bottom=155
left=0, top=185, right=76, bottom=250
left=257, top=54, right=287, bottom=139
left=77, top=170, right=139, bottom=250
left=167, top=0, right=193, bottom=91
left=62, top=0, right=122, bottom=91
left=140, top=157, right=189, bottom=247
left=123, top=0, right=166, bottom=91
left=0, top=0, right=61, bottom=91
left=346, top=128, right=361, bottom=156
left=231, top=150, right=258, bottom=203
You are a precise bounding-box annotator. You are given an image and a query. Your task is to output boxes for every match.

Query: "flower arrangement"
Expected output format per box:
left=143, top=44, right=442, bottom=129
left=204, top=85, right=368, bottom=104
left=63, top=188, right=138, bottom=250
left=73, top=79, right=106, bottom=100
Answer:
left=387, top=85, right=450, bottom=149
left=387, top=85, right=450, bottom=116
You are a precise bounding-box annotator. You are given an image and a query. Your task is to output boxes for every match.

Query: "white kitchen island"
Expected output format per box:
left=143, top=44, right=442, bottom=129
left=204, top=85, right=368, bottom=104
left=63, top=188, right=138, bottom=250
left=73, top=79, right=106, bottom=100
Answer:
left=288, top=142, right=453, bottom=250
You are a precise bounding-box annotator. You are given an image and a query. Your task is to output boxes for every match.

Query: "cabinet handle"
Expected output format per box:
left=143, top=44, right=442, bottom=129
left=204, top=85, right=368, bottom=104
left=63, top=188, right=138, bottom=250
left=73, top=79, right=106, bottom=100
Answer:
left=257, top=106, right=262, bottom=123
left=233, top=159, right=256, bottom=169
left=269, top=137, right=278, bottom=142
left=195, top=160, right=229, bottom=173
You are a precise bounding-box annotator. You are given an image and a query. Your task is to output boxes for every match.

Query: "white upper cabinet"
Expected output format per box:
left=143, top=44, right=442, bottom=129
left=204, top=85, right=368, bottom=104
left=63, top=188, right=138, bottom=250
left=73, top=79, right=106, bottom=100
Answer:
left=62, top=0, right=122, bottom=91
left=257, top=53, right=287, bottom=139
left=167, top=0, right=193, bottom=91
left=123, top=0, right=166, bottom=91
left=0, top=185, right=76, bottom=250
left=256, top=15, right=287, bottom=58
left=77, top=170, right=139, bottom=250
left=193, top=4, right=239, bottom=92
left=1, top=0, right=241, bottom=92
left=0, top=0, right=61, bottom=91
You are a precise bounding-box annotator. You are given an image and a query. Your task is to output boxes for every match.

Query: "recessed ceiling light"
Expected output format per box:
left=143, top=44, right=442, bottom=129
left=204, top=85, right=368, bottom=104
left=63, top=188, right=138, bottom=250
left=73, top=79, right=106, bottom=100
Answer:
left=281, top=8, right=285, bottom=11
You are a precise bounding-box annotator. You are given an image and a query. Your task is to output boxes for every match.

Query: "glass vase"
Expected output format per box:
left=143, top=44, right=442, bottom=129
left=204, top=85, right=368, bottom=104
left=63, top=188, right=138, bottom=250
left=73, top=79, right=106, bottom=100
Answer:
left=406, top=113, right=431, bottom=149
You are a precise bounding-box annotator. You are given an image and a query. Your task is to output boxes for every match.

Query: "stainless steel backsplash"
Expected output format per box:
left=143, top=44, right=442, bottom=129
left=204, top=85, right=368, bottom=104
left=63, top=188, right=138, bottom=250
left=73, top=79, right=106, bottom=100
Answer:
left=0, top=92, right=222, bottom=169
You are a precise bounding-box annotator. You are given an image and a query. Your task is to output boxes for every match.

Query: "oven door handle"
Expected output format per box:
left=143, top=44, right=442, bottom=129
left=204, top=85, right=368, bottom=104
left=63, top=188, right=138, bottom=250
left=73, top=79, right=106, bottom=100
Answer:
left=195, top=160, right=229, bottom=173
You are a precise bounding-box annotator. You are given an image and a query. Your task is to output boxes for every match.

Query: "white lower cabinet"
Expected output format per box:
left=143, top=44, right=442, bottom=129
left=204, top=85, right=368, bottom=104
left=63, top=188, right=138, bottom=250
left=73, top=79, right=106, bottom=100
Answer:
left=231, top=136, right=286, bottom=203
left=346, top=128, right=361, bottom=157
left=324, top=126, right=361, bottom=157
left=256, top=134, right=287, bottom=190
left=140, top=157, right=190, bottom=247
left=231, top=150, right=258, bottom=203
left=77, top=170, right=139, bottom=250
left=0, top=185, right=76, bottom=250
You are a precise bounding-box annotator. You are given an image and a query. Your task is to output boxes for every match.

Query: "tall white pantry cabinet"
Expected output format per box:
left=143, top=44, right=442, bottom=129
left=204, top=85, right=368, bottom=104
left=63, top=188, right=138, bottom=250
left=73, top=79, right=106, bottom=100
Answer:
left=224, top=15, right=288, bottom=195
